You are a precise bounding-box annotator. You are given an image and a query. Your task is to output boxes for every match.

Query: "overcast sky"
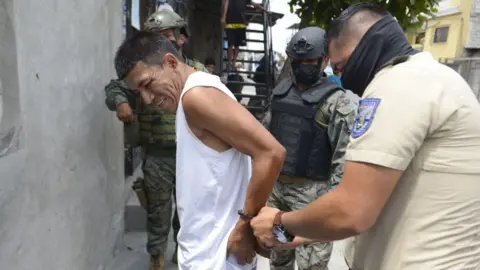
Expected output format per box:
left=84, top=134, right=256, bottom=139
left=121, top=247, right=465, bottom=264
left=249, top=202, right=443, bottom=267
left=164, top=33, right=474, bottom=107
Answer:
left=266, top=0, right=300, bottom=54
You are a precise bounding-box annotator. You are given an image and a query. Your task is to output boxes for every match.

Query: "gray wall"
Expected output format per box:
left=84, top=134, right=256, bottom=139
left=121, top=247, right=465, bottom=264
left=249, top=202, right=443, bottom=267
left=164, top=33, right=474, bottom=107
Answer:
left=0, top=0, right=126, bottom=269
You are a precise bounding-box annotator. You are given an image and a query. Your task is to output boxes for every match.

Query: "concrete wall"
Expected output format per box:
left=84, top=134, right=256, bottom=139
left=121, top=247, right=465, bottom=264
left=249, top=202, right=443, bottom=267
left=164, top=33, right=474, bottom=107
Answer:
left=0, top=0, right=126, bottom=269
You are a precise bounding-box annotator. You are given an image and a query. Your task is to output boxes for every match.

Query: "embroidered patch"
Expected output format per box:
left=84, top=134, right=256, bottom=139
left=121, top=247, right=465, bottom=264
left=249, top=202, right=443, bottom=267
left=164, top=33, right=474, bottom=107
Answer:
left=351, top=98, right=381, bottom=138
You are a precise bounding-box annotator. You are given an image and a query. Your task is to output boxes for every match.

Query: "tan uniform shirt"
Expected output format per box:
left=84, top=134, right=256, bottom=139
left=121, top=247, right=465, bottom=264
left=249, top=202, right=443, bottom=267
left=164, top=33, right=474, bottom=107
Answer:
left=346, top=52, right=480, bottom=270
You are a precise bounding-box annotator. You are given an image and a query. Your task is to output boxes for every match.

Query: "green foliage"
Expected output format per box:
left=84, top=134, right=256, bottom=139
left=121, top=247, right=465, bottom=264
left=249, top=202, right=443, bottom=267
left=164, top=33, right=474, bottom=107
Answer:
left=288, top=0, right=440, bottom=30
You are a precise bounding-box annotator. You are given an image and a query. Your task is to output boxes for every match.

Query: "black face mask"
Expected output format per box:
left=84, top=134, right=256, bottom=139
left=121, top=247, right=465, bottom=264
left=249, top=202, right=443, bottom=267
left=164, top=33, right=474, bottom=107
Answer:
left=291, top=63, right=321, bottom=86
left=341, top=15, right=418, bottom=96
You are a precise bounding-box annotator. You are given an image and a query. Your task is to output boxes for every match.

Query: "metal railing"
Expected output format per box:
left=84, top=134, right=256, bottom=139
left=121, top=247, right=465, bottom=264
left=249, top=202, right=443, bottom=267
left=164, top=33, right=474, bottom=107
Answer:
left=439, top=57, right=480, bottom=101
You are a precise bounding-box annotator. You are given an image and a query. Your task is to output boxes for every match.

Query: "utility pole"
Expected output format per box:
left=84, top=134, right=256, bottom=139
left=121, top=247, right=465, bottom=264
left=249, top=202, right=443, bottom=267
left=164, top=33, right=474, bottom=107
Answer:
left=139, top=0, right=156, bottom=29
left=186, top=0, right=224, bottom=63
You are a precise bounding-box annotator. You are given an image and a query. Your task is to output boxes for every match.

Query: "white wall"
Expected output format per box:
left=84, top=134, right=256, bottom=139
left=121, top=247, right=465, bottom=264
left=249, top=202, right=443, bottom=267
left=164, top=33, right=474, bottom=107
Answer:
left=0, top=0, right=126, bottom=269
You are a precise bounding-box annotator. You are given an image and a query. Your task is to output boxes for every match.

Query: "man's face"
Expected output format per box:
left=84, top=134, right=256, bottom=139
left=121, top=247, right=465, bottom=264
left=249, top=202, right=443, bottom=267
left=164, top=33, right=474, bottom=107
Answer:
left=206, top=64, right=215, bottom=73
left=328, top=39, right=356, bottom=77
left=125, top=55, right=182, bottom=113
left=158, top=29, right=176, bottom=42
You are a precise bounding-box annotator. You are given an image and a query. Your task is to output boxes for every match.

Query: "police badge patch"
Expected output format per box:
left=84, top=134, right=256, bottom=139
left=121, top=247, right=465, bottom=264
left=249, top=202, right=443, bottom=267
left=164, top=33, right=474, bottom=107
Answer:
left=352, top=98, right=381, bottom=138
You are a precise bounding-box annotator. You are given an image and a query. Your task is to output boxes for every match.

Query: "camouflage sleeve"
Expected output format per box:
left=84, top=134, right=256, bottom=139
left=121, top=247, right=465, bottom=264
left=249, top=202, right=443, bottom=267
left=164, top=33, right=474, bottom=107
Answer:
left=316, top=90, right=357, bottom=189
left=104, top=79, right=136, bottom=111
left=260, top=77, right=288, bottom=129
left=186, top=58, right=209, bottom=73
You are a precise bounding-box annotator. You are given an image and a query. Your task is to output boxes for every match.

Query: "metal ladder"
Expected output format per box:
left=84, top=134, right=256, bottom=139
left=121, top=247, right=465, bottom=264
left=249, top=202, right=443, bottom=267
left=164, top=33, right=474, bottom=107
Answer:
left=221, top=0, right=275, bottom=118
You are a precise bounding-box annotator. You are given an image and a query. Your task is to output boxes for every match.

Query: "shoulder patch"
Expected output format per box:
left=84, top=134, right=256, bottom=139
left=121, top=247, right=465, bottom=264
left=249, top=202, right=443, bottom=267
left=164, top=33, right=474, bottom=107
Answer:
left=351, top=98, right=381, bottom=138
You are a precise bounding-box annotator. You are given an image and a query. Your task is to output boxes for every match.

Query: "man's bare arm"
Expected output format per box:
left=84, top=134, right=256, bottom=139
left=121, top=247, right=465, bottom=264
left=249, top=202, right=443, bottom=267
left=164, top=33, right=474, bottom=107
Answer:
left=182, top=86, right=286, bottom=216
left=281, top=161, right=402, bottom=241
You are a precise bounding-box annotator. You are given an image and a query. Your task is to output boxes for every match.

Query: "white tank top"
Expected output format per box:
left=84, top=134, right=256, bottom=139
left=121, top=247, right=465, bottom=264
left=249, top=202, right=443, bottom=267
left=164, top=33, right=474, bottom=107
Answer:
left=175, top=72, right=256, bottom=270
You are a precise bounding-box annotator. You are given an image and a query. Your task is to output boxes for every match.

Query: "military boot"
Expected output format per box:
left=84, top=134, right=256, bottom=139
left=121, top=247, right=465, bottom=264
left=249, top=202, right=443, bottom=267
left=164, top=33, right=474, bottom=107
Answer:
left=171, top=244, right=178, bottom=264
left=149, top=255, right=165, bottom=270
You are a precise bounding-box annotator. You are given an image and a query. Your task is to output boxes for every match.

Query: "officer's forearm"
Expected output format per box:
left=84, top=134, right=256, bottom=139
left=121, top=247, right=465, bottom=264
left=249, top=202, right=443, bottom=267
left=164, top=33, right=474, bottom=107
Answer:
left=281, top=188, right=359, bottom=241
left=243, top=149, right=285, bottom=216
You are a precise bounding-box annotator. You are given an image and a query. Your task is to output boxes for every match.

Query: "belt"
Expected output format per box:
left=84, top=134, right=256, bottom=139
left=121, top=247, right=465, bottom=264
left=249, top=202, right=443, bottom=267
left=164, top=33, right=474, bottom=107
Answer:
left=225, top=23, right=247, bottom=29
left=277, top=175, right=312, bottom=184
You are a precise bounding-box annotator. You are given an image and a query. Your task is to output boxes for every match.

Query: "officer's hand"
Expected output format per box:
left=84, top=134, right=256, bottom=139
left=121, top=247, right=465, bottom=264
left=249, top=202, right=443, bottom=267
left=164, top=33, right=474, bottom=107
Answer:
left=251, top=207, right=279, bottom=249
left=221, top=17, right=226, bottom=26
left=116, top=103, right=134, bottom=123
left=227, top=219, right=256, bottom=265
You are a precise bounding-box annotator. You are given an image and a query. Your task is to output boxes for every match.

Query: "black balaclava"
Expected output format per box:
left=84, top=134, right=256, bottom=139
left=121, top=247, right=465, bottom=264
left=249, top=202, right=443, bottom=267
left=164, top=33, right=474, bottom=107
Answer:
left=341, top=15, right=418, bottom=96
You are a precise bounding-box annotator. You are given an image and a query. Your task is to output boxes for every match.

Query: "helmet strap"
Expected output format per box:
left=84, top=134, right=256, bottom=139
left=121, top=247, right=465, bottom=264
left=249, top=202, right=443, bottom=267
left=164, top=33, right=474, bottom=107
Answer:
left=173, top=28, right=182, bottom=41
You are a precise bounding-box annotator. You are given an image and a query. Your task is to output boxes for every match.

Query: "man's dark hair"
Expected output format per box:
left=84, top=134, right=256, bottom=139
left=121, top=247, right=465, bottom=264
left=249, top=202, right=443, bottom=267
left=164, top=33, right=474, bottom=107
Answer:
left=115, top=31, right=183, bottom=79
left=325, top=3, right=389, bottom=51
left=205, top=58, right=216, bottom=66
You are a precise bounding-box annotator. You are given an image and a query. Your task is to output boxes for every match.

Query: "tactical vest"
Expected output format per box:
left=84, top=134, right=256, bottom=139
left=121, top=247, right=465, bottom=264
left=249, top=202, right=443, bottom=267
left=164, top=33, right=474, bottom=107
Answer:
left=138, top=103, right=176, bottom=148
left=269, top=78, right=342, bottom=181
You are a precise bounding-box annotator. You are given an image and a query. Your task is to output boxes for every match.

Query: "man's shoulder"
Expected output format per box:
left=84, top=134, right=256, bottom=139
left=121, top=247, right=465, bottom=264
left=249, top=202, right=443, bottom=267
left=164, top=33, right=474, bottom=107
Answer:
left=367, top=54, right=450, bottom=100
left=272, top=77, right=293, bottom=93
left=184, top=72, right=233, bottom=98
left=317, top=90, right=357, bottom=122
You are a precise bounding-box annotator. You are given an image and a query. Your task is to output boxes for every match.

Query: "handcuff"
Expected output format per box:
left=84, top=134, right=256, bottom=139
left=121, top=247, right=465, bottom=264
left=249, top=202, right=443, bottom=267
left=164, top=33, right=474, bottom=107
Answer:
left=237, top=209, right=255, bottom=221
left=237, top=209, right=294, bottom=244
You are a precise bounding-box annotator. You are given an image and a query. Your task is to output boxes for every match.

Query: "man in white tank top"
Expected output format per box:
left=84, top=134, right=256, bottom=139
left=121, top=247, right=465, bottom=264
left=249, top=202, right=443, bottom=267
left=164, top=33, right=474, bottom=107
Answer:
left=114, top=31, right=286, bottom=269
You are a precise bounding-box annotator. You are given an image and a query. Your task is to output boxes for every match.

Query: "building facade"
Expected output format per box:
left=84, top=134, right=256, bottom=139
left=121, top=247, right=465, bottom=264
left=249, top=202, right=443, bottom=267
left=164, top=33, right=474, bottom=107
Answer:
left=405, top=0, right=473, bottom=60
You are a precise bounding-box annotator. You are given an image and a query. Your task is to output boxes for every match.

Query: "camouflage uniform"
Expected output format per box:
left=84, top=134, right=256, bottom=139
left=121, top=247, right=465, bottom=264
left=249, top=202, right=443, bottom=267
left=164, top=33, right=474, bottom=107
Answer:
left=266, top=90, right=357, bottom=270
left=104, top=59, right=206, bottom=257
left=104, top=79, right=178, bottom=257
left=265, top=27, right=358, bottom=270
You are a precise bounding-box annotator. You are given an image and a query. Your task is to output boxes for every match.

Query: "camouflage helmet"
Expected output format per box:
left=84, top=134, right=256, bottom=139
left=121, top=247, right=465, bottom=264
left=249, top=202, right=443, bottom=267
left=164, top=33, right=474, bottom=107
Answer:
left=286, top=26, right=326, bottom=60
left=144, top=10, right=189, bottom=37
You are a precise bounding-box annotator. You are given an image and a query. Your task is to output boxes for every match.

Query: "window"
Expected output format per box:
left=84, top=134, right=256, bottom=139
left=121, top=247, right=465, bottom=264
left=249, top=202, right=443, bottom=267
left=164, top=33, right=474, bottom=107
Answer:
left=434, top=26, right=449, bottom=43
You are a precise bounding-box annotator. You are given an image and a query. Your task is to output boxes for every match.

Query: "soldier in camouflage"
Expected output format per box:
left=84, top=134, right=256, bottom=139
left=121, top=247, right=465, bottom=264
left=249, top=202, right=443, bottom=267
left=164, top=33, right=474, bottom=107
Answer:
left=105, top=10, right=207, bottom=270
left=144, top=10, right=208, bottom=72
left=265, top=26, right=357, bottom=270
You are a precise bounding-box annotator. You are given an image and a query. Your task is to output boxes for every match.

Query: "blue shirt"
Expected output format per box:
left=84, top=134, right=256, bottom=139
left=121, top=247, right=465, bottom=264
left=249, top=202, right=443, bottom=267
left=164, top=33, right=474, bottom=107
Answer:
left=328, top=75, right=343, bottom=88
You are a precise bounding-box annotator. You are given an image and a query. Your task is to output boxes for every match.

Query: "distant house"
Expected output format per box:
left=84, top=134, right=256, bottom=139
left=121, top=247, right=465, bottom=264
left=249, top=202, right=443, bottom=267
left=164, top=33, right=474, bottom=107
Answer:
left=405, top=0, right=476, bottom=60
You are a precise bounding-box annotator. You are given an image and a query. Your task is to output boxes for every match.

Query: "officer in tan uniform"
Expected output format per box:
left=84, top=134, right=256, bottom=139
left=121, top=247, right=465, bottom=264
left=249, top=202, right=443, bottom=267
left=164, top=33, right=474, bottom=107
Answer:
left=250, top=3, right=480, bottom=270
left=105, top=10, right=207, bottom=270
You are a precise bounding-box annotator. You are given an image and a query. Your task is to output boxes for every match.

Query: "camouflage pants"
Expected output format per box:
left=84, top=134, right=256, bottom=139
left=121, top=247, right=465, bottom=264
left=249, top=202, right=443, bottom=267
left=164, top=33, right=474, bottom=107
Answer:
left=267, top=180, right=332, bottom=270
left=143, top=154, right=180, bottom=256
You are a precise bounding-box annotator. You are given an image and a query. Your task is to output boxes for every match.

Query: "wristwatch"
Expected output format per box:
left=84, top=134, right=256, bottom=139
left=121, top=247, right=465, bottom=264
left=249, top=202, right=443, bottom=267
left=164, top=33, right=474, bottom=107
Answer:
left=272, top=211, right=294, bottom=243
